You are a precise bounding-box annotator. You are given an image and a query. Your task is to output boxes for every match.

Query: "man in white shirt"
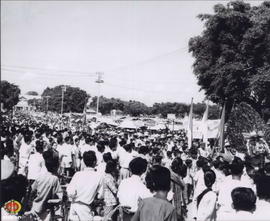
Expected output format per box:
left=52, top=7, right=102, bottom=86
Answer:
left=118, top=157, right=152, bottom=221
left=67, top=150, right=103, bottom=221
left=217, top=157, right=255, bottom=220
left=18, top=135, right=34, bottom=176
left=27, top=140, right=45, bottom=182
left=57, top=136, right=75, bottom=176
left=118, top=144, right=135, bottom=181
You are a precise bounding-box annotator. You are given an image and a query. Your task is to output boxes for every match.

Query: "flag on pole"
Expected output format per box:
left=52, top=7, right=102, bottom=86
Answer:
left=201, top=102, right=209, bottom=143
left=187, top=98, right=193, bottom=148
left=83, top=106, right=87, bottom=125
left=219, top=103, right=226, bottom=152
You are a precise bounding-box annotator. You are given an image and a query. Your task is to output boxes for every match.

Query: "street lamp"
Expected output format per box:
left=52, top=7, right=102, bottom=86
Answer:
left=61, top=85, right=67, bottom=116
left=44, top=95, right=50, bottom=113
left=95, top=72, right=104, bottom=114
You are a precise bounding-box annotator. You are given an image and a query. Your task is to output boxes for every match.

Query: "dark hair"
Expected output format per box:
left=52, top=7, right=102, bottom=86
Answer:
left=231, top=187, right=256, bottom=212
left=129, top=157, right=147, bottom=175
left=204, top=169, right=216, bottom=188
left=256, top=175, right=270, bottom=200
left=45, top=157, right=59, bottom=173
left=119, top=139, right=127, bottom=147
left=123, top=144, right=132, bottom=152
left=57, top=136, right=63, bottom=144
left=103, top=152, right=113, bottom=163
left=24, top=136, right=32, bottom=143
left=212, top=160, right=220, bottom=169
left=146, top=165, right=171, bottom=192
left=83, top=151, right=96, bottom=167
left=64, top=136, right=70, bottom=143
left=230, top=157, right=244, bottom=175
left=97, top=142, right=105, bottom=153
left=179, top=164, right=187, bottom=178
left=105, top=160, right=117, bottom=174
left=35, top=140, right=44, bottom=153
left=171, top=157, right=183, bottom=175
left=264, top=162, right=270, bottom=174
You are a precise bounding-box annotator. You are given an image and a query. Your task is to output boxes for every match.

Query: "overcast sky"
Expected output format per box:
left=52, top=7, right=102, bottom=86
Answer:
left=1, top=0, right=262, bottom=106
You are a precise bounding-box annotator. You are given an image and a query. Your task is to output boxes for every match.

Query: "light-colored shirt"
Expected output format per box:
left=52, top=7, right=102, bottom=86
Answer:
left=118, top=149, right=134, bottom=169
left=217, top=175, right=255, bottom=218
left=31, top=170, right=62, bottom=214
left=67, top=167, right=103, bottom=205
left=27, top=152, right=44, bottom=180
left=57, top=144, right=75, bottom=168
left=253, top=199, right=270, bottom=220
left=195, top=191, right=217, bottom=221
left=118, top=175, right=152, bottom=212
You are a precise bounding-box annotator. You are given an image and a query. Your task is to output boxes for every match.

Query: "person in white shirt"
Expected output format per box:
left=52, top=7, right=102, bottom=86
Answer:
left=57, top=136, right=75, bottom=176
left=118, top=144, right=134, bottom=182
left=118, top=157, right=152, bottom=221
left=27, top=140, right=45, bottom=182
left=193, top=169, right=217, bottom=221
left=18, top=135, right=33, bottom=176
left=217, top=157, right=255, bottom=220
left=67, top=150, right=103, bottom=221
left=225, top=187, right=257, bottom=221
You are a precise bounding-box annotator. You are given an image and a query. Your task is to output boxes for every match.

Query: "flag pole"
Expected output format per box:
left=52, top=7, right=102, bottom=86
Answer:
left=188, top=97, right=193, bottom=149
left=219, top=102, right=226, bottom=153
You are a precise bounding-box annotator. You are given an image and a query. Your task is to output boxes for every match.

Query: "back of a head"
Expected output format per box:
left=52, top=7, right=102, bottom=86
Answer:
left=231, top=187, right=256, bottom=212
left=35, top=140, right=44, bottom=153
left=123, top=144, right=132, bottom=152
left=83, top=151, right=97, bottom=168
left=105, top=160, right=117, bottom=174
left=146, top=165, right=171, bottom=192
left=171, top=157, right=183, bottom=175
left=103, top=152, right=113, bottom=163
left=45, top=157, right=59, bottom=173
left=129, top=157, right=147, bottom=176
left=204, top=169, right=216, bottom=188
left=230, top=157, right=244, bottom=176
left=256, top=175, right=270, bottom=201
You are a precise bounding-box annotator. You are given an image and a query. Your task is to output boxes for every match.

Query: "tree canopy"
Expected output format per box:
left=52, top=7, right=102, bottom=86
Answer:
left=189, top=1, right=270, bottom=122
left=42, top=85, right=89, bottom=113
left=0, top=80, right=20, bottom=112
left=90, top=96, right=219, bottom=118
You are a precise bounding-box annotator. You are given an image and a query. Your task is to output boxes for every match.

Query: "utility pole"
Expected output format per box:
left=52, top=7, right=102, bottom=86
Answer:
left=44, top=96, right=50, bottom=113
left=95, top=72, right=104, bottom=114
left=61, top=85, right=67, bottom=117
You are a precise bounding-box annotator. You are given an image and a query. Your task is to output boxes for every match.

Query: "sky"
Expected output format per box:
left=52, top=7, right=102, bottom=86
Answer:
left=1, top=0, right=263, bottom=106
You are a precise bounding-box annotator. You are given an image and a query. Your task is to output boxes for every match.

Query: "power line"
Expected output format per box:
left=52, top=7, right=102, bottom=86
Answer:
left=1, top=65, right=97, bottom=76
left=1, top=67, right=96, bottom=78
left=104, top=47, right=188, bottom=74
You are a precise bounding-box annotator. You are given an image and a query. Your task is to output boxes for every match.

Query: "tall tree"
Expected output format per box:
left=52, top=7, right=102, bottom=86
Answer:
left=189, top=1, right=270, bottom=122
left=0, top=80, right=20, bottom=112
left=42, top=85, right=89, bottom=113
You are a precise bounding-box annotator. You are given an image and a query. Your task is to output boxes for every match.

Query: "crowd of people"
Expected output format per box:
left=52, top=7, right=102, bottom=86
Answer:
left=1, top=112, right=270, bottom=221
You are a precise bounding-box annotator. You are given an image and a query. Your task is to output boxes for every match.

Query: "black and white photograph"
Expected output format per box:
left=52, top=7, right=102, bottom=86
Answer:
left=1, top=0, right=270, bottom=221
